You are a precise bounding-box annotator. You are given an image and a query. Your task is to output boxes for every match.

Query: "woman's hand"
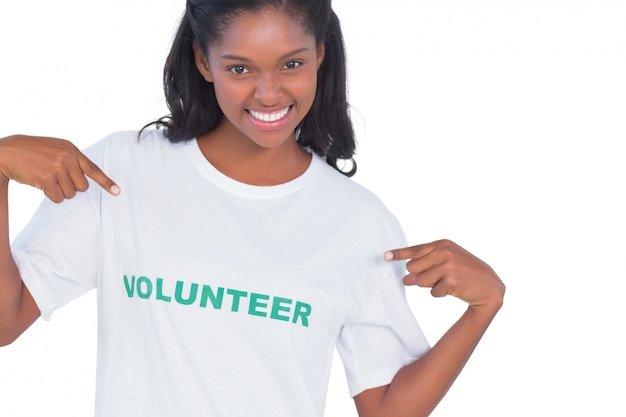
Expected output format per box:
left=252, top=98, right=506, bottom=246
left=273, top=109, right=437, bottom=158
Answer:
left=385, top=239, right=505, bottom=311
left=0, top=135, right=119, bottom=203
left=355, top=240, right=505, bottom=417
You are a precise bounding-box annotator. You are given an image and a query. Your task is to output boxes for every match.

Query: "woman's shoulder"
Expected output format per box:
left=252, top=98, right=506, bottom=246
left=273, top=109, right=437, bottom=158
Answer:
left=80, top=129, right=193, bottom=174
left=315, top=157, right=381, bottom=202
left=314, top=155, right=395, bottom=217
left=85, top=128, right=189, bottom=157
left=95, top=128, right=183, bottom=148
left=312, top=157, right=406, bottom=242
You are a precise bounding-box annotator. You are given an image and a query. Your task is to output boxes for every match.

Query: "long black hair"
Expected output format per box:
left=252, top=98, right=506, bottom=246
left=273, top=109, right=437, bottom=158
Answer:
left=143, top=0, right=357, bottom=176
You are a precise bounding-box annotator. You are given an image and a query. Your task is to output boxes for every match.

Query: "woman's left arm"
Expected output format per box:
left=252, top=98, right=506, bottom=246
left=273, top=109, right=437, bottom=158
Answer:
left=354, top=239, right=505, bottom=417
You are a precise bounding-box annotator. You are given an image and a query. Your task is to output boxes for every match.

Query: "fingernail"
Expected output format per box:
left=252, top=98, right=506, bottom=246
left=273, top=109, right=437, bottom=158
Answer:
left=384, top=251, right=394, bottom=261
left=110, top=185, right=121, bottom=195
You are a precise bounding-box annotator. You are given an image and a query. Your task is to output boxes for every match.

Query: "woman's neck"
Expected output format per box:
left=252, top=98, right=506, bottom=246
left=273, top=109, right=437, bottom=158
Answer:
left=196, top=120, right=312, bottom=186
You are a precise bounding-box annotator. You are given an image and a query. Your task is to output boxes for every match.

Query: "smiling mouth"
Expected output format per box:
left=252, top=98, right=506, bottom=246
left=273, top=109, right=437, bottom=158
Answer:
left=247, top=106, right=291, bottom=122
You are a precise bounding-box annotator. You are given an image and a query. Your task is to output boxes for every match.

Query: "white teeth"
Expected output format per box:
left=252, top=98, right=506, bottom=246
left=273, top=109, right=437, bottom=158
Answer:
left=249, top=106, right=290, bottom=122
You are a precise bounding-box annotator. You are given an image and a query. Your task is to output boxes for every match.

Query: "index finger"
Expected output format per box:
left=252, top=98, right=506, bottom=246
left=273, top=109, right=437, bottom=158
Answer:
left=384, top=243, right=435, bottom=262
left=77, top=153, right=121, bottom=196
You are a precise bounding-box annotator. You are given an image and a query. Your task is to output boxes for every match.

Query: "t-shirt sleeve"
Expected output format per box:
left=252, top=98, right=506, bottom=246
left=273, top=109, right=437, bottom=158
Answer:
left=10, top=142, right=105, bottom=321
left=335, top=259, right=431, bottom=397
left=332, top=199, right=431, bottom=398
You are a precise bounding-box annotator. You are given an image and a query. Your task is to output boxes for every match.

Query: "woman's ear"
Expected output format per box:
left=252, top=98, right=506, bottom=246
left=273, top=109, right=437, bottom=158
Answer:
left=193, top=40, right=213, bottom=83
left=316, top=43, right=325, bottom=70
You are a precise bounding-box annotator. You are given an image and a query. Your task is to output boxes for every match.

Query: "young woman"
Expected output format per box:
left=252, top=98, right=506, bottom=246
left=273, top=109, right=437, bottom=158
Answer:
left=0, top=1, right=504, bottom=416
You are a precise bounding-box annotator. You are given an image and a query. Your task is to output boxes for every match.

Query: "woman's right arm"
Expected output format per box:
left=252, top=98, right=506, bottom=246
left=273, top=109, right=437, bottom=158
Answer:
left=0, top=178, right=39, bottom=346
left=0, top=134, right=120, bottom=346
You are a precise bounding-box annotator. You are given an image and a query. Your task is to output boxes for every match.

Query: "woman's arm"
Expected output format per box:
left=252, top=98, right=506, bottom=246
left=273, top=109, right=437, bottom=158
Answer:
left=354, top=239, right=505, bottom=417
left=0, top=179, right=40, bottom=346
left=0, top=134, right=120, bottom=346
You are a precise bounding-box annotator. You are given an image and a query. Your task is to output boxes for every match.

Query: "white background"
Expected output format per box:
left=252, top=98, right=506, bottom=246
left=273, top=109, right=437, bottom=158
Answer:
left=1, top=0, right=625, bottom=416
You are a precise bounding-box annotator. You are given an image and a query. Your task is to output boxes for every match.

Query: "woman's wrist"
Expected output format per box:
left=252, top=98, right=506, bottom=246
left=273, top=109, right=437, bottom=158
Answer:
left=467, top=293, right=504, bottom=321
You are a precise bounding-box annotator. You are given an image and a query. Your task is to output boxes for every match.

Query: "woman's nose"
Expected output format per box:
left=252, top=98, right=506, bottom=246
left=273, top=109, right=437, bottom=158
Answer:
left=253, top=74, right=282, bottom=105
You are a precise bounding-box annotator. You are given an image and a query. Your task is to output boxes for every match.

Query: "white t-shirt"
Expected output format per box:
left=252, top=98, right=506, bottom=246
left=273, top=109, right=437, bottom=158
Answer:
left=12, top=130, right=430, bottom=417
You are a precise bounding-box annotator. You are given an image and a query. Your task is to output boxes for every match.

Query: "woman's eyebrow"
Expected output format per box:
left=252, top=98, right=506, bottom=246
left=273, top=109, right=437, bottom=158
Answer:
left=220, top=47, right=310, bottom=62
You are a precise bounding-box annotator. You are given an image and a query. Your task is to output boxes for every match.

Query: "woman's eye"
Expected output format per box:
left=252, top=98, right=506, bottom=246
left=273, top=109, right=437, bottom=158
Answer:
left=284, top=61, right=302, bottom=70
left=229, top=65, right=249, bottom=75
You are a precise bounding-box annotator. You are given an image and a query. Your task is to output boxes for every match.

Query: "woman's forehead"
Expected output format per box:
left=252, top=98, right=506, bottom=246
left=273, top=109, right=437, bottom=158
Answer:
left=209, top=9, right=316, bottom=55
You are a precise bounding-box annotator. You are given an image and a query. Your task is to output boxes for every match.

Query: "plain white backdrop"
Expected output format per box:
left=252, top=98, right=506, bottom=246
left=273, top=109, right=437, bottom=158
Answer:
left=1, top=0, right=624, bottom=416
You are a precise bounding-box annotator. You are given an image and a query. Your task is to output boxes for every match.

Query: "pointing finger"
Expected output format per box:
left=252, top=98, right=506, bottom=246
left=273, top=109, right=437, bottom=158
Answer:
left=77, top=153, right=120, bottom=196
left=384, top=243, right=434, bottom=262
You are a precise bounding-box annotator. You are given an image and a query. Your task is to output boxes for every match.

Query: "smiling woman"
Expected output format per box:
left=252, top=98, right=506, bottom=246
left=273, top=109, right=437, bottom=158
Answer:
left=0, top=1, right=505, bottom=414
left=2, top=0, right=625, bottom=416
left=143, top=0, right=356, bottom=184
left=190, top=9, right=325, bottom=183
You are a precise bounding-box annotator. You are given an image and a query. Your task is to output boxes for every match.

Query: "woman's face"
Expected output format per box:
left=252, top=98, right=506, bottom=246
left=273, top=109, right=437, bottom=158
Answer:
left=195, top=9, right=325, bottom=150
